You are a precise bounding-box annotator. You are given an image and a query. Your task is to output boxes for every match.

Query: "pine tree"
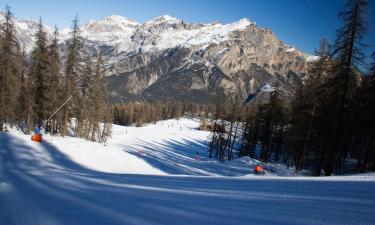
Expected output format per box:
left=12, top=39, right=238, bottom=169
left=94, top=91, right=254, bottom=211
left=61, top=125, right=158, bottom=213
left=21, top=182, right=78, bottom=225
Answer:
left=0, top=6, right=21, bottom=131
left=61, top=15, right=83, bottom=136
left=292, top=38, right=332, bottom=172
left=28, top=18, right=49, bottom=128
left=208, top=102, right=222, bottom=158
left=75, top=52, right=93, bottom=138
left=46, top=27, right=63, bottom=134
left=15, top=48, right=32, bottom=133
left=87, top=50, right=112, bottom=142
left=353, top=52, right=375, bottom=171
left=325, top=0, right=368, bottom=175
left=258, top=85, right=286, bottom=163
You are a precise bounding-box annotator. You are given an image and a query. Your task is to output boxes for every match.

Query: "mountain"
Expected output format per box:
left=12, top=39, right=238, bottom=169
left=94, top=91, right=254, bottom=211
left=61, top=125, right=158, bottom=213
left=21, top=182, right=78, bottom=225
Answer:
left=0, top=12, right=318, bottom=103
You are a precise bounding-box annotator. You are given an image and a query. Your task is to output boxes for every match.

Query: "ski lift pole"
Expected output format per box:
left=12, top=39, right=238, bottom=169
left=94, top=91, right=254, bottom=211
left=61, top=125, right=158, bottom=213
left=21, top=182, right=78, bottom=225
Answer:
left=47, top=95, right=73, bottom=122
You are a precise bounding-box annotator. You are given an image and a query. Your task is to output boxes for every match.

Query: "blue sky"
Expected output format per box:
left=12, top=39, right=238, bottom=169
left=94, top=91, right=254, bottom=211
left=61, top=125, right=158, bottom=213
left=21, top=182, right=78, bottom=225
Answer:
left=3, top=0, right=375, bottom=56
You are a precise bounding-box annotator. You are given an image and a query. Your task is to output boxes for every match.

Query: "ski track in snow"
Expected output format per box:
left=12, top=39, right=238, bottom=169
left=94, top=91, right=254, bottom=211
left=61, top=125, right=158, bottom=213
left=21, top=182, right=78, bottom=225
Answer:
left=0, top=118, right=374, bottom=225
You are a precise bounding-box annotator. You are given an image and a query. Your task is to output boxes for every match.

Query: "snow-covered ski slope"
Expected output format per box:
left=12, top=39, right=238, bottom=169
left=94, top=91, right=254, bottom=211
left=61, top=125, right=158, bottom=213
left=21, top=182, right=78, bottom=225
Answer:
left=1, top=118, right=374, bottom=225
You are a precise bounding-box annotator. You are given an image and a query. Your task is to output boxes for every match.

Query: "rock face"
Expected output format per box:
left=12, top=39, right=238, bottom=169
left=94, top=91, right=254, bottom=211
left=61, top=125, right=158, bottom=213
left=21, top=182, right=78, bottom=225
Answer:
left=1, top=13, right=317, bottom=103
left=101, top=16, right=313, bottom=103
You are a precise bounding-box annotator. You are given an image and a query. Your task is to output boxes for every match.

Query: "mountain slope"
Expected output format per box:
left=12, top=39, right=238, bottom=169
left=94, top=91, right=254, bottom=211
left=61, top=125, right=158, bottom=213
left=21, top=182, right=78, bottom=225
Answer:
left=1, top=13, right=317, bottom=103
left=1, top=118, right=374, bottom=225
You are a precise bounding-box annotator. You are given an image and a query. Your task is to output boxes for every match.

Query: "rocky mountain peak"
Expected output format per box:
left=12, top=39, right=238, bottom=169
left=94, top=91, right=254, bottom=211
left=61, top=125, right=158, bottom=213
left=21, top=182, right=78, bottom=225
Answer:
left=82, top=15, right=139, bottom=33
left=146, top=15, right=180, bottom=24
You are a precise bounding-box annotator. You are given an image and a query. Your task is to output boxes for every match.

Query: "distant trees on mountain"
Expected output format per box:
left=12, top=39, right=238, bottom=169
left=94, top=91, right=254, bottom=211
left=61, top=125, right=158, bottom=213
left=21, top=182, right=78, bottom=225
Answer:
left=0, top=8, right=111, bottom=143
left=113, top=101, right=213, bottom=127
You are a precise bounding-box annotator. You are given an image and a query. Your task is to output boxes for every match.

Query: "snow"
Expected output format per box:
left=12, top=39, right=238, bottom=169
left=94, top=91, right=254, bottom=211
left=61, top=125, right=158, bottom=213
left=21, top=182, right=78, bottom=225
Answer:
left=1, top=118, right=374, bottom=225
left=83, top=15, right=139, bottom=32
left=260, top=84, right=276, bottom=93
left=146, top=15, right=180, bottom=24
left=42, top=118, right=264, bottom=176
left=306, top=55, right=320, bottom=62
left=49, top=135, right=166, bottom=175
left=15, top=21, right=29, bottom=30
left=145, top=18, right=252, bottom=52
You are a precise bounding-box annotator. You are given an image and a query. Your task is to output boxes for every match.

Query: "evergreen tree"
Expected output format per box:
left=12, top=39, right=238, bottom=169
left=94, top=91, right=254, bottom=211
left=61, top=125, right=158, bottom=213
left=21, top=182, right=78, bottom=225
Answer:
left=88, top=50, right=112, bottom=142
left=28, top=18, right=49, bottom=127
left=61, top=15, right=83, bottom=136
left=290, top=39, right=333, bottom=172
left=46, top=27, right=63, bottom=134
left=325, top=0, right=368, bottom=175
left=353, top=52, right=375, bottom=171
left=257, top=85, right=287, bottom=163
left=0, top=6, right=21, bottom=131
left=15, top=48, right=32, bottom=133
left=75, top=52, right=93, bottom=138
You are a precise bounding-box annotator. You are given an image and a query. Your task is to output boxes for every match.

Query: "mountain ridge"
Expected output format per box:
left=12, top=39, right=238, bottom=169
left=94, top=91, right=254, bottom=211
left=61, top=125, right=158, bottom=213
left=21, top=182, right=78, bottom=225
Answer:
left=0, top=12, right=317, bottom=103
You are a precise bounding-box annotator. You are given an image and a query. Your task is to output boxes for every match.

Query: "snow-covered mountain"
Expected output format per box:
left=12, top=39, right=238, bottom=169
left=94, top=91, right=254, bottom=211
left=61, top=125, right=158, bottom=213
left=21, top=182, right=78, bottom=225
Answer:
left=1, top=12, right=318, bottom=103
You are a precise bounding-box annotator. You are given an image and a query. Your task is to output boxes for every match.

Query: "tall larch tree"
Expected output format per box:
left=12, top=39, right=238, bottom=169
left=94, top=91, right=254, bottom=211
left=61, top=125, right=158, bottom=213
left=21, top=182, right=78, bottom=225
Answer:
left=75, top=52, right=93, bottom=138
left=61, top=15, right=83, bottom=136
left=28, top=18, right=49, bottom=128
left=15, top=47, right=32, bottom=133
left=88, top=50, right=112, bottom=142
left=325, top=0, right=368, bottom=175
left=0, top=6, right=21, bottom=131
left=291, top=38, right=332, bottom=173
left=46, top=27, right=63, bottom=134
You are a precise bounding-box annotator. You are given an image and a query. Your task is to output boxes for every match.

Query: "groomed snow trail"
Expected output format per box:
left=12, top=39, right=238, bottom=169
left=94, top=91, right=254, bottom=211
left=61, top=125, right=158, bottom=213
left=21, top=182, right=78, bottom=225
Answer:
left=1, top=118, right=375, bottom=225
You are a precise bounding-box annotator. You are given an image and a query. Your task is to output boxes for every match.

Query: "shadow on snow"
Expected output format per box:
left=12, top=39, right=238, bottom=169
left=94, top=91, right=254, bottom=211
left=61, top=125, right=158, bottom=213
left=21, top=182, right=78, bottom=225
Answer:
left=1, top=133, right=375, bottom=225
left=120, top=138, right=252, bottom=176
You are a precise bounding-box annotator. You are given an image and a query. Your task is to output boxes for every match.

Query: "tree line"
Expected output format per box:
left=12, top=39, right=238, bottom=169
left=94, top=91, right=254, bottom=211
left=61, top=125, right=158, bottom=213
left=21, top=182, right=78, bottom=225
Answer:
left=208, top=0, right=375, bottom=175
left=0, top=7, right=111, bottom=143
left=113, top=101, right=214, bottom=126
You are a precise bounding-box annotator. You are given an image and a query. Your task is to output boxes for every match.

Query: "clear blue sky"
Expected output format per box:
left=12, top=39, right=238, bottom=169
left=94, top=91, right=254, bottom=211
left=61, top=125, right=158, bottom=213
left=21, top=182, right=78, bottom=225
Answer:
left=3, top=0, right=375, bottom=56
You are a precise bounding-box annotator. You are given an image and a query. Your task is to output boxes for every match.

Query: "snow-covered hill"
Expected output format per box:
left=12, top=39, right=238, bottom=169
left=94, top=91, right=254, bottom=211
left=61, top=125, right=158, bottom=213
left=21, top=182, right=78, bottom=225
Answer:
left=0, top=118, right=375, bottom=225
left=2, top=118, right=277, bottom=176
